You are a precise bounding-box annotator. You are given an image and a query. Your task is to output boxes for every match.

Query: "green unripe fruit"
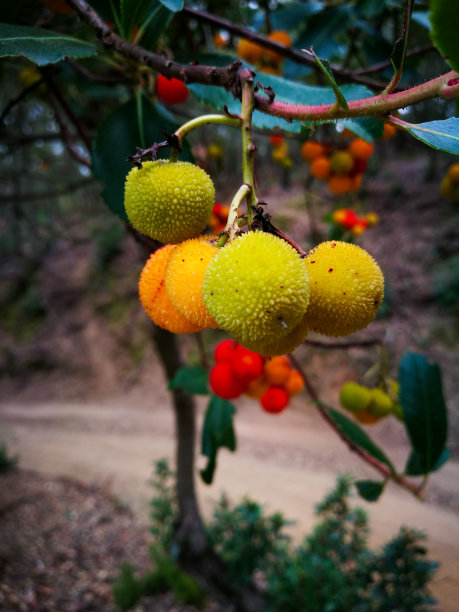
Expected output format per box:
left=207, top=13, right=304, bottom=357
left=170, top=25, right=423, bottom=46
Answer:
left=124, top=161, right=215, bottom=243
left=203, top=232, right=310, bottom=353
left=339, top=382, right=371, bottom=413
left=367, top=388, right=393, bottom=417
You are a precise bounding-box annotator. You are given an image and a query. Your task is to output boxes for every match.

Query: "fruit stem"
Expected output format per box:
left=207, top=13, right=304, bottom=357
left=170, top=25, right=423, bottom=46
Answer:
left=218, top=183, right=252, bottom=247
left=239, top=71, right=258, bottom=225
left=172, top=114, right=241, bottom=160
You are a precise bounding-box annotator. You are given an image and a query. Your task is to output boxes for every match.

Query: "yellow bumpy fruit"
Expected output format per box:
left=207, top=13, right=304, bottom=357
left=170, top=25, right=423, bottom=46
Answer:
left=367, top=388, right=393, bottom=417
left=203, top=232, right=310, bottom=354
left=139, top=245, right=202, bottom=334
left=124, top=161, right=215, bottom=243
left=339, top=382, right=371, bottom=413
left=164, top=235, right=219, bottom=329
left=303, top=241, right=384, bottom=336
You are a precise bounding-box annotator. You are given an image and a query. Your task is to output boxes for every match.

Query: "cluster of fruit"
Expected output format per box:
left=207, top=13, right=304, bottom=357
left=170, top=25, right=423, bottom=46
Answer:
left=210, top=340, right=303, bottom=413
left=155, top=74, right=189, bottom=105
left=208, top=202, right=230, bottom=233
left=300, top=138, right=374, bottom=195
left=440, top=163, right=459, bottom=201
left=339, top=381, right=402, bottom=425
left=269, top=134, right=293, bottom=169
left=237, top=30, right=292, bottom=75
left=331, top=208, right=379, bottom=237
left=125, top=160, right=384, bottom=355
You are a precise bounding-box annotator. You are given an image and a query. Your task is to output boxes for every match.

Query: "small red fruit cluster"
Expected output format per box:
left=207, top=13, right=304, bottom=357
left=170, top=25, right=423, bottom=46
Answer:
left=156, top=74, right=189, bottom=105
left=209, top=340, right=304, bottom=414
left=209, top=202, right=230, bottom=233
left=331, top=208, right=379, bottom=237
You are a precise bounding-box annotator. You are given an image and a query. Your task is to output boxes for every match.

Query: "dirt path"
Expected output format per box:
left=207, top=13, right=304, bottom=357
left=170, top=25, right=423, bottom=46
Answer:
left=1, top=394, right=458, bottom=610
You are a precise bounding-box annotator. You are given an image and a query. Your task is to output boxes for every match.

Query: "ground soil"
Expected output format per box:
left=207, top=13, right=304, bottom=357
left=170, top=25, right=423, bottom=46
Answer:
left=1, top=150, right=459, bottom=610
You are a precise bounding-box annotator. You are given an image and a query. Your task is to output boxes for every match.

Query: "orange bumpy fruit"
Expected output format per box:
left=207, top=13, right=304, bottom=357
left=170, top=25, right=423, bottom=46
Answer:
left=301, top=141, right=325, bottom=162
left=164, top=235, right=219, bottom=328
left=284, top=369, right=304, bottom=395
left=124, top=161, right=215, bottom=244
left=264, top=355, right=291, bottom=385
left=440, top=176, right=456, bottom=199
left=382, top=123, right=397, bottom=140
left=265, top=30, right=292, bottom=63
left=447, top=163, right=459, bottom=185
left=302, top=241, right=384, bottom=337
left=139, top=246, right=202, bottom=334
left=237, top=38, right=264, bottom=64
left=327, top=175, right=353, bottom=194
left=310, top=156, right=331, bottom=180
left=330, top=151, right=354, bottom=175
left=349, top=138, right=374, bottom=160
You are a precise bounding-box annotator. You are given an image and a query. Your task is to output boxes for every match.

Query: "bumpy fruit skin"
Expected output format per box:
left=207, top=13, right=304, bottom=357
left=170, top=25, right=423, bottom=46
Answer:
left=231, top=346, right=264, bottom=383
left=339, top=382, right=371, bottom=413
left=367, top=388, right=393, bottom=417
left=139, top=246, right=202, bottom=334
left=284, top=369, right=304, bottom=395
left=330, top=151, right=354, bottom=175
left=252, top=313, right=309, bottom=356
left=155, top=74, right=189, bottom=104
left=260, top=386, right=290, bottom=413
left=164, top=236, right=219, bottom=328
left=301, top=141, right=325, bottom=162
left=203, top=232, right=310, bottom=353
left=310, top=156, right=331, bottom=180
left=303, top=241, right=384, bottom=337
left=264, top=355, right=291, bottom=385
left=124, top=161, right=215, bottom=244
left=349, top=138, right=374, bottom=160
left=209, top=362, right=247, bottom=399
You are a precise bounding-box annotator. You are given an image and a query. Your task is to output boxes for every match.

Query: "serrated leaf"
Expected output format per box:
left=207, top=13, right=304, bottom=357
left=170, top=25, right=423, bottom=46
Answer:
left=355, top=480, right=385, bottom=502
left=339, top=117, right=384, bottom=142
left=169, top=366, right=209, bottom=395
left=91, top=96, right=193, bottom=220
left=0, top=23, right=96, bottom=65
left=399, top=352, right=448, bottom=474
left=158, top=0, right=183, bottom=11
left=327, top=407, right=396, bottom=473
left=430, top=0, right=459, bottom=73
left=200, top=396, right=236, bottom=485
left=405, top=447, right=450, bottom=476
left=392, top=117, right=459, bottom=155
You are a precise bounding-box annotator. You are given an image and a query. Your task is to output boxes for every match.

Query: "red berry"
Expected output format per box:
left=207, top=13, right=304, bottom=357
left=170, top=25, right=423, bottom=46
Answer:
left=341, top=209, right=358, bottom=229
left=156, top=74, right=189, bottom=105
left=214, top=339, right=238, bottom=364
left=350, top=157, right=367, bottom=176
left=231, top=346, right=264, bottom=383
left=260, top=386, right=290, bottom=414
left=269, top=134, right=284, bottom=147
left=209, top=362, right=247, bottom=399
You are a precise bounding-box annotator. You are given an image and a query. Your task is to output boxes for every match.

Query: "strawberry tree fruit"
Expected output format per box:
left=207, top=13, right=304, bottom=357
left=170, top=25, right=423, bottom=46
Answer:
left=124, top=161, right=215, bottom=244
left=367, top=388, right=394, bottom=417
left=303, top=241, right=384, bottom=337
left=209, top=362, right=248, bottom=399
left=339, top=382, right=371, bottom=413
left=139, top=246, right=202, bottom=334
left=155, top=74, right=189, bottom=105
left=203, top=231, right=310, bottom=354
left=264, top=355, right=291, bottom=385
left=260, top=386, right=290, bottom=413
left=214, top=339, right=238, bottom=364
left=230, top=345, right=264, bottom=384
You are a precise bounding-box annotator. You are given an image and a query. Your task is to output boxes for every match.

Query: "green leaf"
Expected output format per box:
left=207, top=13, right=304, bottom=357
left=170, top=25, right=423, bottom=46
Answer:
left=200, top=396, right=236, bottom=485
left=0, top=23, right=96, bottom=65
left=189, top=77, right=371, bottom=134
left=294, top=5, right=354, bottom=59
left=327, top=407, right=396, bottom=473
left=405, top=447, right=450, bottom=476
left=271, top=2, right=322, bottom=31
left=120, top=0, right=153, bottom=38
left=399, top=352, right=448, bottom=474
left=309, top=51, right=348, bottom=111
left=91, top=96, right=193, bottom=220
left=169, top=366, right=209, bottom=395
left=339, top=117, right=384, bottom=142
left=355, top=480, right=385, bottom=502
left=430, top=0, right=459, bottom=73
left=393, top=117, right=459, bottom=155
left=158, top=0, right=184, bottom=11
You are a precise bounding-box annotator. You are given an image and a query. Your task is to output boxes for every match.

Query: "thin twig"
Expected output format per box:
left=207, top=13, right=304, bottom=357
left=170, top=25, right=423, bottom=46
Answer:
left=354, top=43, right=436, bottom=76
left=288, top=353, right=423, bottom=499
left=303, top=338, right=383, bottom=349
left=0, top=79, right=45, bottom=125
